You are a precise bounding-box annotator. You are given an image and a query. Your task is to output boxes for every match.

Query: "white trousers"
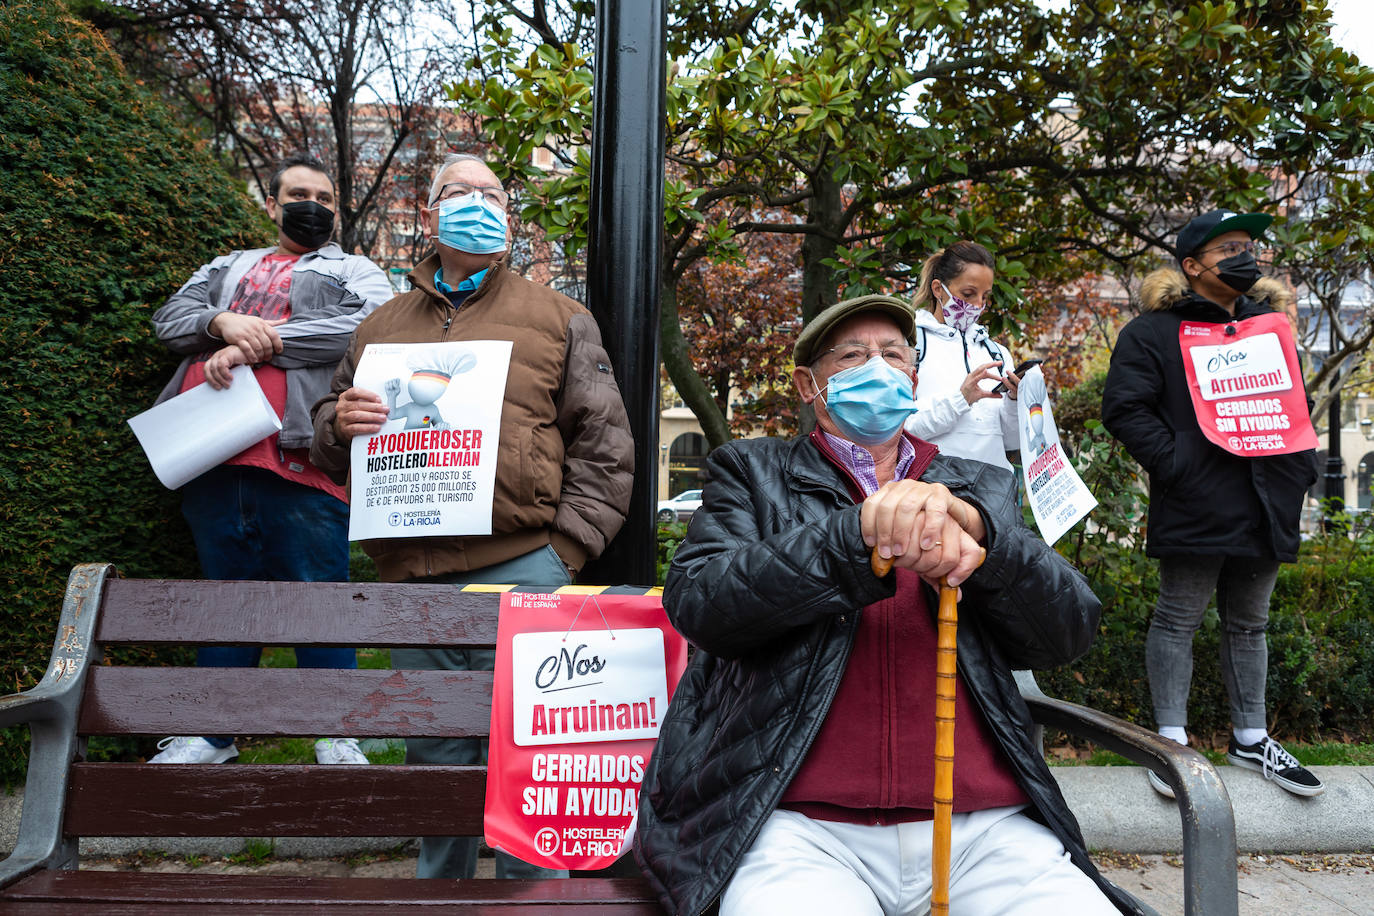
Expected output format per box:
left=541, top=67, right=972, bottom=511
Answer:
left=721, top=806, right=1119, bottom=916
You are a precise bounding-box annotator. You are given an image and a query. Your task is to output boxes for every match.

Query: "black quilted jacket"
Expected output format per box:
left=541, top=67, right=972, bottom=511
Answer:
left=633, top=434, right=1141, bottom=915
left=1101, top=272, right=1316, bottom=562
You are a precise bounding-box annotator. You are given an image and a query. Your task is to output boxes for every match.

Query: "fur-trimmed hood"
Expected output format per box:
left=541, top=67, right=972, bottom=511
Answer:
left=1138, top=267, right=1291, bottom=313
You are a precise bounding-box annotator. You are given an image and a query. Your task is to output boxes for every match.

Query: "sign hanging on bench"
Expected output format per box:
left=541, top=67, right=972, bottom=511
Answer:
left=485, top=590, right=688, bottom=870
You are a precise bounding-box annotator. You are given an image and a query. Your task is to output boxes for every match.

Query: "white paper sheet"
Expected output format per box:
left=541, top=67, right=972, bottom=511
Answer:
left=127, top=364, right=281, bottom=490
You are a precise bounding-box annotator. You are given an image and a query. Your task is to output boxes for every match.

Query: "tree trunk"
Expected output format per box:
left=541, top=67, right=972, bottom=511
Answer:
left=660, top=280, right=731, bottom=448
left=796, top=163, right=846, bottom=433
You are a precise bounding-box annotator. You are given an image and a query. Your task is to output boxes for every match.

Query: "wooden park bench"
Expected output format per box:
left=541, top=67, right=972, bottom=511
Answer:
left=1, top=563, right=1237, bottom=913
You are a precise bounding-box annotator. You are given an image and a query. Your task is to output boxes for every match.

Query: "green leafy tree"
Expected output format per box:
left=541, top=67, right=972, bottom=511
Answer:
left=451, top=0, right=1374, bottom=448
left=0, top=0, right=268, bottom=784
left=1267, top=164, right=1374, bottom=420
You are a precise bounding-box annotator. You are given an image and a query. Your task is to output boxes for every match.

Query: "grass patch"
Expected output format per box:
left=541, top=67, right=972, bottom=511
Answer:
left=258, top=648, right=391, bottom=669
left=1047, top=742, right=1374, bottom=766
left=225, top=838, right=275, bottom=866
left=342, top=842, right=415, bottom=869
left=235, top=738, right=318, bottom=765
left=234, top=736, right=405, bottom=765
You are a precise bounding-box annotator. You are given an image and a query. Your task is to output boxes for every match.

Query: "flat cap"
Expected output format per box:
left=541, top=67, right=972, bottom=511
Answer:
left=793, top=294, right=917, bottom=367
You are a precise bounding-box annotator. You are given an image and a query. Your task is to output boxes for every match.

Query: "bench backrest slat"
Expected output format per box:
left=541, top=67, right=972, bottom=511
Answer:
left=65, top=763, right=486, bottom=837
left=94, top=579, right=502, bottom=647
left=77, top=668, right=492, bottom=738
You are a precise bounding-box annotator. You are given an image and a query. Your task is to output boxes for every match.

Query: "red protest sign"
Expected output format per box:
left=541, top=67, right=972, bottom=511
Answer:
left=485, top=591, right=688, bottom=870
left=1178, top=312, right=1317, bottom=457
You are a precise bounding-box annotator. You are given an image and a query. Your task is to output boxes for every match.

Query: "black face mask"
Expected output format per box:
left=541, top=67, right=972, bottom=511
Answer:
left=279, top=200, right=335, bottom=249
left=1213, top=251, right=1262, bottom=294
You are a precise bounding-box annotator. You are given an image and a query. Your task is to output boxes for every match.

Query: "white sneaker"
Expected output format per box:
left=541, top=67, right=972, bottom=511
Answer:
left=1147, top=768, right=1176, bottom=799
left=149, top=736, right=238, bottom=764
left=315, top=737, right=370, bottom=764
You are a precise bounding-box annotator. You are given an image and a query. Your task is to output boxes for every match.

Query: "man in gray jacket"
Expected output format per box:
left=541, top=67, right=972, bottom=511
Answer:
left=148, top=153, right=394, bottom=766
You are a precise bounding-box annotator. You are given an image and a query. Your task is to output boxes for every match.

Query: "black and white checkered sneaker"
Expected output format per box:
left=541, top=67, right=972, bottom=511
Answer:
left=1226, top=735, right=1324, bottom=797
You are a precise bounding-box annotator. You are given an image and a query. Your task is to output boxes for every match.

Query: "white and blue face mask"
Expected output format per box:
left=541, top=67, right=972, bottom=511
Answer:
left=814, top=356, right=917, bottom=445
left=436, top=191, right=508, bottom=254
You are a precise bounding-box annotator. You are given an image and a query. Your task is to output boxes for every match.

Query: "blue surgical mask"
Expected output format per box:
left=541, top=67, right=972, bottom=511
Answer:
left=815, top=357, right=918, bottom=445
left=436, top=191, right=508, bottom=254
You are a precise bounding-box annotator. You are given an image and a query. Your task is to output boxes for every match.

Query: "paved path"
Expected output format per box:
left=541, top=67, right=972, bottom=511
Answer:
left=1095, top=852, right=1374, bottom=915
left=77, top=849, right=1374, bottom=916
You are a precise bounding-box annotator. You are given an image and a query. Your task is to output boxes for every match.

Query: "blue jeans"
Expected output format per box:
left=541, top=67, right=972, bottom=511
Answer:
left=182, top=466, right=354, bottom=747
left=1146, top=555, right=1277, bottom=731
left=392, top=545, right=571, bottom=880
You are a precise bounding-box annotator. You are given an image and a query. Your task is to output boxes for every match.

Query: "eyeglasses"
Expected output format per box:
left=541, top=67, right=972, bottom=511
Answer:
left=1200, top=240, right=1261, bottom=258
left=820, top=345, right=917, bottom=370
left=433, top=181, right=510, bottom=208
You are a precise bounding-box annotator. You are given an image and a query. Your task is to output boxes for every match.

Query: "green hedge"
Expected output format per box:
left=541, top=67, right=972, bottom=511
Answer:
left=1038, top=384, right=1374, bottom=744
left=1037, top=544, right=1374, bottom=744
left=0, top=0, right=269, bottom=787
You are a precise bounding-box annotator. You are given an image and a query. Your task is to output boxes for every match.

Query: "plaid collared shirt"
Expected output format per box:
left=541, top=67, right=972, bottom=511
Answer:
left=819, top=431, right=917, bottom=496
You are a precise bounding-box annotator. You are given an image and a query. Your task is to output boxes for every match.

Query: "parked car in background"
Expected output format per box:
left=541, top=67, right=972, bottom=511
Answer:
left=656, top=489, right=703, bottom=524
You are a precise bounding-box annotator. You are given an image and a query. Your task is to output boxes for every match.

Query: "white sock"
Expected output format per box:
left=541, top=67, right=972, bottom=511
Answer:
left=1233, top=727, right=1267, bottom=747
left=1158, top=726, right=1187, bottom=745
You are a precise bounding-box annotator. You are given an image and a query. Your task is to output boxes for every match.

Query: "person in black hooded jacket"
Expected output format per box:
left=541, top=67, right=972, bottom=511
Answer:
left=634, top=294, right=1135, bottom=915
left=1101, top=209, right=1322, bottom=799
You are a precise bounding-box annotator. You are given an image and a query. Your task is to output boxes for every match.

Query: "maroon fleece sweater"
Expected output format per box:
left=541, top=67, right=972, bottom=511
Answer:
left=779, top=435, right=1027, bottom=824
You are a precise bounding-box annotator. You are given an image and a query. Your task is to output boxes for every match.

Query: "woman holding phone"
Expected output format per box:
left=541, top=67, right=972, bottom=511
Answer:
left=904, top=241, right=1030, bottom=471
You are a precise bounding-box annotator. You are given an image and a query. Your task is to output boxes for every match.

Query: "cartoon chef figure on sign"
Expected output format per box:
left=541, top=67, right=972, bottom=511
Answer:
left=383, top=346, right=477, bottom=430
left=1020, top=370, right=1051, bottom=458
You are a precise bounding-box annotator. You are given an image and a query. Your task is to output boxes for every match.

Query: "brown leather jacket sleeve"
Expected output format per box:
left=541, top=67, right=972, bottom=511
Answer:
left=553, top=312, right=635, bottom=562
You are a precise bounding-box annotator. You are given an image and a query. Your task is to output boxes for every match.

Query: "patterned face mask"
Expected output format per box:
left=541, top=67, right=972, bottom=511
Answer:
left=938, top=281, right=987, bottom=333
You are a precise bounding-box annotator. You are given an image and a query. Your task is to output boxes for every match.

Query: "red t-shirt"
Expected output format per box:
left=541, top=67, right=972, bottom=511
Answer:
left=180, top=253, right=346, bottom=503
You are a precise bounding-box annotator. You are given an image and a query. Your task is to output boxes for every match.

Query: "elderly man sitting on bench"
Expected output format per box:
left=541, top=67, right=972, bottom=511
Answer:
left=633, top=294, right=1131, bottom=915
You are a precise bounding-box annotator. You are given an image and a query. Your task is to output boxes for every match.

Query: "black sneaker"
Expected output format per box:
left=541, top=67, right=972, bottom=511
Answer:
left=1226, top=736, right=1325, bottom=797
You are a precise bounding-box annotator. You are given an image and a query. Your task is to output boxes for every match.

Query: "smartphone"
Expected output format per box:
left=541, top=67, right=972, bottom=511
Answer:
left=992, top=358, right=1044, bottom=394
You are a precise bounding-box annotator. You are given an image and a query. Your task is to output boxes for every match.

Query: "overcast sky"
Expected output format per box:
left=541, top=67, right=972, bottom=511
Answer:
left=1034, top=0, right=1370, bottom=64
left=1327, top=0, right=1372, bottom=64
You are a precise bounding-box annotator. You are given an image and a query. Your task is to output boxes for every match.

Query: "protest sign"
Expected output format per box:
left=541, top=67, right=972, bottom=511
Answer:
left=1017, top=366, right=1097, bottom=545
left=347, top=341, right=511, bottom=540
left=1178, top=312, right=1317, bottom=457
left=485, top=590, right=688, bottom=870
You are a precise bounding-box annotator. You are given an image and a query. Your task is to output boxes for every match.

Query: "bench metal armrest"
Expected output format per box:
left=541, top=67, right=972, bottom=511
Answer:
left=0, top=564, right=112, bottom=888
left=1014, top=670, right=1237, bottom=916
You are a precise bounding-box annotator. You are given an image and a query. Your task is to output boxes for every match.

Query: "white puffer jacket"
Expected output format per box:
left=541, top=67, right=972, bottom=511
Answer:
left=903, top=309, right=1018, bottom=470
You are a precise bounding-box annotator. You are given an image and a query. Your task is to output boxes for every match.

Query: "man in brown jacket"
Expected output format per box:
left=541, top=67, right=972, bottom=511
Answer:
left=311, top=152, right=635, bottom=880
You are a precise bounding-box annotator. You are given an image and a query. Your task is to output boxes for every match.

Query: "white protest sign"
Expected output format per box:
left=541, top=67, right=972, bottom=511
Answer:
left=1187, top=331, right=1292, bottom=401
left=348, top=340, right=512, bottom=541
left=1017, top=366, right=1097, bottom=545
left=511, top=626, right=670, bottom=747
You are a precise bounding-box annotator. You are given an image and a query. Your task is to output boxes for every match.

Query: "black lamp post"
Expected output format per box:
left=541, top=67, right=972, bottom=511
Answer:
left=1323, top=311, right=1345, bottom=526
left=581, top=0, right=667, bottom=586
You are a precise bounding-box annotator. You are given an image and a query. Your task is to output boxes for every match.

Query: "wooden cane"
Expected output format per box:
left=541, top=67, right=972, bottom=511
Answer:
left=869, top=551, right=972, bottom=915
